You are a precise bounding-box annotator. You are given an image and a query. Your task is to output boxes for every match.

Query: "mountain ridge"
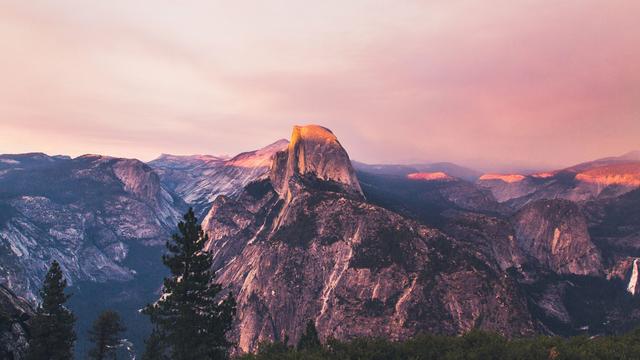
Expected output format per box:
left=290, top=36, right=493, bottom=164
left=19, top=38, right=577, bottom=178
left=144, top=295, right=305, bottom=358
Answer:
left=2, top=132, right=640, bottom=355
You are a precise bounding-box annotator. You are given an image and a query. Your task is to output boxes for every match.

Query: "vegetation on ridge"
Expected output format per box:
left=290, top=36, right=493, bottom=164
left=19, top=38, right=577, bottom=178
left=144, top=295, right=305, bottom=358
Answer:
left=241, top=329, right=640, bottom=360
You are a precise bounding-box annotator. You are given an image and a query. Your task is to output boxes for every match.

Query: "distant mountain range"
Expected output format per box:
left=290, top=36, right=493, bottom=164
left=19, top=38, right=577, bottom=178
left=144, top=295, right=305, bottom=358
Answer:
left=1, top=127, right=640, bottom=356
left=148, top=139, right=289, bottom=219
left=352, top=161, right=482, bottom=181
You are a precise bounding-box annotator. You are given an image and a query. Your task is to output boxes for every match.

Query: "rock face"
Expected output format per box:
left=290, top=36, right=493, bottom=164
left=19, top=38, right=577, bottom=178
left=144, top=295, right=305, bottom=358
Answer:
left=627, top=259, right=640, bottom=295
left=476, top=175, right=539, bottom=203
left=444, top=213, right=524, bottom=272
left=353, top=161, right=481, bottom=181
left=587, top=188, right=640, bottom=264
left=607, top=257, right=640, bottom=297
left=513, top=199, right=603, bottom=276
left=270, top=125, right=363, bottom=199
left=149, top=140, right=288, bottom=218
left=0, top=285, right=33, bottom=360
left=407, top=172, right=455, bottom=181
left=203, top=125, right=534, bottom=352
left=0, top=154, right=182, bottom=302
left=477, top=153, right=640, bottom=208
left=0, top=153, right=185, bottom=357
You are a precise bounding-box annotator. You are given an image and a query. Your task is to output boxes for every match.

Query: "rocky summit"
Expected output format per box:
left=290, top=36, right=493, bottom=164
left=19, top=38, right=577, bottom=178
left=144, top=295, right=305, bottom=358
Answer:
left=203, top=125, right=535, bottom=352
left=270, top=125, right=363, bottom=199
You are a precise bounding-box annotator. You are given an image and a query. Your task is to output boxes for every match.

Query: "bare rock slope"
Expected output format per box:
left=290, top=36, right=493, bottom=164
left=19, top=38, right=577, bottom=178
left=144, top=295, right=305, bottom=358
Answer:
left=203, top=125, right=535, bottom=352
left=149, top=140, right=289, bottom=218
left=513, top=199, right=603, bottom=276
left=0, top=154, right=182, bottom=302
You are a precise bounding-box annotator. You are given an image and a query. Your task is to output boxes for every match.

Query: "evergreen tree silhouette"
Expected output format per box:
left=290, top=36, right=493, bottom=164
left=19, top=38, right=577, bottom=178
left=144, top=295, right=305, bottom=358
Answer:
left=144, top=208, right=236, bottom=360
left=88, top=310, right=126, bottom=360
left=26, top=260, right=76, bottom=360
left=297, top=320, right=321, bottom=351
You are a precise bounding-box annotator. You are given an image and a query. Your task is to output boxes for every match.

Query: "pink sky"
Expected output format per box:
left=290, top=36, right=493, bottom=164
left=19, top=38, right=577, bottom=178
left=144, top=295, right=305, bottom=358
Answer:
left=1, top=0, right=639, bottom=171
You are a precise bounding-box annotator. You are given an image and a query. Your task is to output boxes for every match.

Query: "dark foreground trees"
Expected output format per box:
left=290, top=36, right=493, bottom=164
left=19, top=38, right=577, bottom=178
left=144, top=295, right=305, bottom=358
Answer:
left=297, top=320, right=321, bottom=351
left=88, top=310, right=127, bottom=360
left=240, top=328, right=640, bottom=360
left=141, top=329, right=166, bottom=360
left=26, top=260, right=76, bottom=360
left=143, top=208, right=236, bottom=360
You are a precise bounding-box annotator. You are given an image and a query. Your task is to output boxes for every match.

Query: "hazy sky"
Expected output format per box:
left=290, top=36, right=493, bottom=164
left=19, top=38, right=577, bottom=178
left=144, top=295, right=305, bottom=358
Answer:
left=1, top=1, right=639, bottom=171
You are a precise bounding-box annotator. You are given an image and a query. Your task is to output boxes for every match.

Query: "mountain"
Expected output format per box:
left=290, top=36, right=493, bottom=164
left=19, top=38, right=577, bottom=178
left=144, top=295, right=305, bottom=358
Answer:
left=2, top=134, right=640, bottom=356
left=356, top=170, right=505, bottom=228
left=0, top=284, right=32, bottom=360
left=202, top=125, right=535, bottom=352
left=199, top=129, right=640, bottom=346
left=0, top=153, right=183, bottom=356
left=473, top=152, right=640, bottom=279
left=353, top=161, right=481, bottom=181
left=512, top=199, right=603, bottom=276
left=586, top=188, right=640, bottom=273
left=0, top=153, right=181, bottom=301
left=149, top=139, right=289, bottom=218
left=477, top=152, right=640, bottom=208
left=270, top=125, right=363, bottom=198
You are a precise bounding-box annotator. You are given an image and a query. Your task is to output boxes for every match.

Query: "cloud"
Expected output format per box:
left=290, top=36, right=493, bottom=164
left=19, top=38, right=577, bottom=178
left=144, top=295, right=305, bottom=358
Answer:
left=0, top=0, right=638, bottom=169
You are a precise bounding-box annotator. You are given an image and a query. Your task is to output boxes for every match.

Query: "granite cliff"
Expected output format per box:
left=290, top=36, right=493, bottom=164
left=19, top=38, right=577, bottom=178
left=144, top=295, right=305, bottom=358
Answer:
left=202, top=125, right=535, bottom=352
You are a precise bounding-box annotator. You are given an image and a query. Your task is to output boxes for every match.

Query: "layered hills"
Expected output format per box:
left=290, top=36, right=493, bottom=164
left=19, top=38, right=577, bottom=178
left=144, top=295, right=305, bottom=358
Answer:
left=1, top=129, right=640, bottom=356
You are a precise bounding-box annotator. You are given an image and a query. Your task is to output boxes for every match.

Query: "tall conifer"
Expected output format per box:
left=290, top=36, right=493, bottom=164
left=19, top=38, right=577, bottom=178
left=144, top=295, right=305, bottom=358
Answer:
left=88, top=310, right=126, bottom=360
left=26, top=260, right=76, bottom=360
left=297, top=320, right=321, bottom=351
left=144, top=208, right=236, bottom=360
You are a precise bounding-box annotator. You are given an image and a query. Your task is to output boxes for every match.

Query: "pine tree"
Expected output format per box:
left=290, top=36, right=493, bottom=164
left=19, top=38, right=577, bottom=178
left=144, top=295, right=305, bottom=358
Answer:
left=143, top=208, right=236, bottom=360
left=88, top=310, right=126, bottom=360
left=141, top=328, right=167, bottom=360
left=26, top=260, right=76, bottom=360
left=297, top=320, right=321, bottom=351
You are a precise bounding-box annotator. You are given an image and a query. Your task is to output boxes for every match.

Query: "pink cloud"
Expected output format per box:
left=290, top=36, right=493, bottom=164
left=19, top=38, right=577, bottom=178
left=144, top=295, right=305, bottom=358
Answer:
left=0, top=1, right=638, bottom=170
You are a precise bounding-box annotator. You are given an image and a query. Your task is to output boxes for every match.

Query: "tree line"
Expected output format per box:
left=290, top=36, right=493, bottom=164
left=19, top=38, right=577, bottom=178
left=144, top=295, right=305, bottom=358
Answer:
left=242, top=327, right=640, bottom=360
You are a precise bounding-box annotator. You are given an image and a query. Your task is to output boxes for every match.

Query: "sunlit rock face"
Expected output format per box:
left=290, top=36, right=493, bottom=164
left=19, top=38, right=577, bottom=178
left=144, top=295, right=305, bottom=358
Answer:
left=407, top=172, right=455, bottom=181
left=627, top=259, right=640, bottom=295
left=203, top=125, right=535, bottom=353
left=149, top=140, right=289, bottom=218
left=479, top=174, right=526, bottom=183
left=575, top=163, right=640, bottom=187
left=270, top=125, right=363, bottom=199
left=0, top=284, right=33, bottom=360
left=476, top=174, right=539, bottom=203
left=513, top=199, right=603, bottom=276
left=353, top=161, right=481, bottom=181
left=477, top=154, right=640, bottom=208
